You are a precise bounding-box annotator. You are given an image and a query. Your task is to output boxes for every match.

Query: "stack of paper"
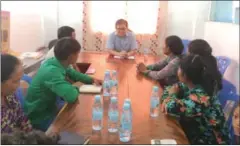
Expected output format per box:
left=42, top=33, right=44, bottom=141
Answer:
left=79, top=85, right=102, bottom=93
left=19, top=52, right=43, bottom=59
left=114, top=55, right=135, bottom=60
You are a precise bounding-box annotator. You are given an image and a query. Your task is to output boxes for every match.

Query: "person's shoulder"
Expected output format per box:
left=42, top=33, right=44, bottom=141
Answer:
left=127, top=31, right=136, bottom=37
left=108, top=32, right=116, bottom=37
left=39, top=59, right=64, bottom=77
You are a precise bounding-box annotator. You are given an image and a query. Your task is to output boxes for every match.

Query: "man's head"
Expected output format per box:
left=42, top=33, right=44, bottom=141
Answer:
left=54, top=37, right=81, bottom=65
left=115, top=19, right=128, bottom=37
left=57, top=26, right=76, bottom=39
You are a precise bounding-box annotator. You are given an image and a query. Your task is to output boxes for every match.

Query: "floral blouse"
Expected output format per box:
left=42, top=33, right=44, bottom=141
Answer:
left=161, top=83, right=231, bottom=144
left=1, top=94, right=32, bottom=133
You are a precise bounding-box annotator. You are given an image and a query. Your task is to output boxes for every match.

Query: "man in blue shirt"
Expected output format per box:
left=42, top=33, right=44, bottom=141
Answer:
left=106, top=19, right=138, bottom=58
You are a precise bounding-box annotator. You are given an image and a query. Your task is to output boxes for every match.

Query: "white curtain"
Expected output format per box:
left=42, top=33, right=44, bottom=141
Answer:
left=90, top=1, right=160, bottom=35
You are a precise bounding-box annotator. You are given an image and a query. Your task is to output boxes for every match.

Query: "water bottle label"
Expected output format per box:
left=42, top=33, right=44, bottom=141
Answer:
left=121, top=122, right=132, bottom=130
left=109, top=111, right=119, bottom=122
left=151, top=99, right=159, bottom=108
left=93, top=110, right=103, bottom=120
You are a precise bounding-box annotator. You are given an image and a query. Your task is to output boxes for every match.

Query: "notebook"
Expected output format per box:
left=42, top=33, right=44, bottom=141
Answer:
left=79, top=85, right=102, bottom=93
left=58, top=132, right=90, bottom=145
left=114, top=55, right=135, bottom=60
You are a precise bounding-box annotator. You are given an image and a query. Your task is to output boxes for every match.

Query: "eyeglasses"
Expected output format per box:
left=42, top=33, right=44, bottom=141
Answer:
left=116, top=27, right=127, bottom=31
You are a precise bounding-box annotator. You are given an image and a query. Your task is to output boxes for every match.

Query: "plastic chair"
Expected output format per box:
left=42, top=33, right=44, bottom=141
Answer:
left=15, top=74, right=32, bottom=108
left=182, top=39, right=191, bottom=54
left=218, top=78, right=239, bottom=144
left=216, top=56, right=231, bottom=75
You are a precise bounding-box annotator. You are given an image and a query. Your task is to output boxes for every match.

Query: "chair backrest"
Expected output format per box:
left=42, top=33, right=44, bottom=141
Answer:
left=218, top=78, right=239, bottom=144
left=182, top=39, right=191, bottom=54
left=16, top=74, right=32, bottom=108
left=216, top=56, right=231, bottom=75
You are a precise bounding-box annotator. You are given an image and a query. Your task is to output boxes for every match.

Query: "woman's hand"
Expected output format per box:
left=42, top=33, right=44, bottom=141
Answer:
left=161, top=97, right=171, bottom=114
left=168, top=84, right=180, bottom=95
left=137, top=63, right=147, bottom=73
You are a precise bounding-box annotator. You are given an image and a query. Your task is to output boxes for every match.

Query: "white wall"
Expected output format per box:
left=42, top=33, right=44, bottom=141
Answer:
left=167, top=1, right=211, bottom=40
left=204, top=22, right=239, bottom=93
left=58, top=1, right=83, bottom=45
left=1, top=1, right=83, bottom=52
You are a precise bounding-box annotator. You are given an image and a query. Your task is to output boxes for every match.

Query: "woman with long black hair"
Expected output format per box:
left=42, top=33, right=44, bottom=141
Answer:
left=161, top=54, right=230, bottom=144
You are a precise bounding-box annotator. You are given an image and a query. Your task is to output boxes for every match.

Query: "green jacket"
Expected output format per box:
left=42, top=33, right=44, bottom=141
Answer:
left=24, top=57, right=93, bottom=126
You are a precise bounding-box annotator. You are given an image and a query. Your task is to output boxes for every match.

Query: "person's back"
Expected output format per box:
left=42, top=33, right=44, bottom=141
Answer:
left=161, top=55, right=230, bottom=144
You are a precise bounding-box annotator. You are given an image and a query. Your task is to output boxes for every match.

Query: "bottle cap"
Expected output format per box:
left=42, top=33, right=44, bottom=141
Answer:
left=95, top=95, right=101, bottom=101
left=105, top=70, right=110, bottom=75
left=125, top=98, right=131, bottom=104
left=112, top=70, right=117, bottom=75
left=123, top=103, right=130, bottom=110
left=111, top=97, right=117, bottom=103
left=153, top=86, right=159, bottom=92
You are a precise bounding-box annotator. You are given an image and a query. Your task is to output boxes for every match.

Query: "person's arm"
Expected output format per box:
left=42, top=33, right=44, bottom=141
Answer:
left=127, top=33, right=138, bottom=56
left=106, top=33, right=120, bottom=56
left=66, top=67, right=93, bottom=84
left=44, top=71, right=80, bottom=103
left=162, top=92, right=210, bottom=118
left=147, top=58, right=168, bottom=71
left=144, top=58, right=179, bottom=80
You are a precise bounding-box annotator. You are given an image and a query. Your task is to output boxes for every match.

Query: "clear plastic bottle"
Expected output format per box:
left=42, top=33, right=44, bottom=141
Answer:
left=143, top=48, right=149, bottom=63
left=103, top=70, right=111, bottom=97
left=119, top=103, right=132, bottom=142
left=124, top=98, right=132, bottom=119
left=110, top=70, right=118, bottom=97
left=92, top=95, right=103, bottom=130
left=150, top=86, right=159, bottom=117
left=103, top=81, right=111, bottom=97
left=108, top=96, right=119, bottom=133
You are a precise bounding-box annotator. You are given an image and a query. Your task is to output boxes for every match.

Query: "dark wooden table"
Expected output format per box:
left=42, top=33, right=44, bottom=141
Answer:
left=47, top=52, right=189, bottom=144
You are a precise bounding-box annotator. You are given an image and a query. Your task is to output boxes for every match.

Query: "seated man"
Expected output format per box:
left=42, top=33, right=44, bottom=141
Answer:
left=44, top=26, right=80, bottom=72
left=106, top=19, right=137, bottom=58
left=24, top=37, right=101, bottom=132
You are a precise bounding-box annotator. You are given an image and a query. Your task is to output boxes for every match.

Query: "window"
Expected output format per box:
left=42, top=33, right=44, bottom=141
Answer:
left=210, top=1, right=239, bottom=24
left=90, top=1, right=159, bottom=34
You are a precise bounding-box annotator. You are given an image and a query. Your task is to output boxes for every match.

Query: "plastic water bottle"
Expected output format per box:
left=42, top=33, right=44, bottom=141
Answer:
left=124, top=98, right=132, bottom=119
left=108, top=97, right=119, bottom=133
left=119, top=103, right=132, bottom=142
left=143, top=48, right=149, bottom=63
left=110, top=70, right=118, bottom=97
left=92, top=95, right=103, bottom=130
left=150, top=86, right=159, bottom=117
left=103, top=70, right=111, bottom=97
left=103, top=81, right=111, bottom=97
left=104, top=70, right=111, bottom=81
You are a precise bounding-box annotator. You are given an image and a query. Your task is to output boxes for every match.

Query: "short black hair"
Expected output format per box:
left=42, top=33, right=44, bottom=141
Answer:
left=57, top=26, right=75, bottom=39
left=54, top=37, right=81, bottom=61
left=165, top=35, right=184, bottom=55
left=179, top=54, right=222, bottom=96
left=1, top=54, right=21, bottom=83
left=48, top=39, right=58, bottom=50
left=188, top=39, right=212, bottom=56
left=115, top=19, right=128, bottom=28
left=1, top=130, right=60, bottom=145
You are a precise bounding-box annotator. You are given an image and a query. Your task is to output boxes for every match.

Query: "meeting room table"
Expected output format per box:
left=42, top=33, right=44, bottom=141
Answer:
left=47, top=52, right=189, bottom=144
